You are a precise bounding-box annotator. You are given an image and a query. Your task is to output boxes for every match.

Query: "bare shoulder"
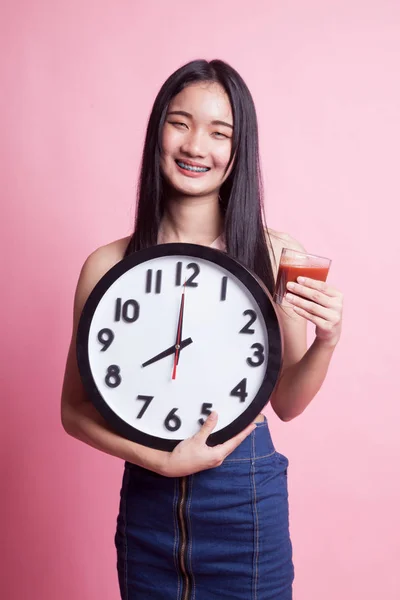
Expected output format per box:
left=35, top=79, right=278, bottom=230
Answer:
left=73, top=235, right=131, bottom=325
left=82, top=235, right=130, bottom=278
left=266, top=227, right=306, bottom=253
left=87, top=235, right=131, bottom=269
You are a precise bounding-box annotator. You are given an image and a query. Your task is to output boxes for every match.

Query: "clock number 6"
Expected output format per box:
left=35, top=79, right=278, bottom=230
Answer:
left=105, top=365, right=121, bottom=388
left=164, top=408, right=182, bottom=432
left=246, top=343, right=265, bottom=367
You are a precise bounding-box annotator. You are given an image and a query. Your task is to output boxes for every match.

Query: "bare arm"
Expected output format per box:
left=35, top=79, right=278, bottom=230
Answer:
left=268, top=338, right=335, bottom=421
left=60, top=245, right=167, bottom=474
left=267, top=232, right=342, bottom=421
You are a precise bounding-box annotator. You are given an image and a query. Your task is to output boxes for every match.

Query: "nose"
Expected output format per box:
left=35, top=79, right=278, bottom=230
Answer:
left=180, top=129, right=208, bottom=158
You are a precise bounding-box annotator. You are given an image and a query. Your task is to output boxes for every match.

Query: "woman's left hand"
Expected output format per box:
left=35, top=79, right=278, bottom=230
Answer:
left=285, top=277, right=344, bottom=348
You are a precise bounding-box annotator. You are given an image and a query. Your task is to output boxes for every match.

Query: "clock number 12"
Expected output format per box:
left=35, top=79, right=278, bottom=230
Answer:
left=175, top=262, right=200, bottom=287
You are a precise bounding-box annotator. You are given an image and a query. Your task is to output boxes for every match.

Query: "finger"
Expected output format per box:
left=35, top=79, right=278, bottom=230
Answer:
left=219, top=422, right=257, bottom=457
left=295, top=277, right=339, bottom=297
left=196, top=411, right=219, bottom=441
left=286, top=282, right=335, bottom=308
left=291, top=304, right=332, bottom=328
left=286, top=293, right=332, bottom=318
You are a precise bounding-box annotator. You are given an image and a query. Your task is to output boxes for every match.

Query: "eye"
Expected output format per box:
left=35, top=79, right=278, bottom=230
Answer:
left=169, top=121, right=188, bottom=129
left=213, top=131, right=229, bottom=139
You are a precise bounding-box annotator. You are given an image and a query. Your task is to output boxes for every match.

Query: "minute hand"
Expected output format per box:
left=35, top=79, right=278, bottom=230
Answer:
left=141, top=337, right=193, bottom=368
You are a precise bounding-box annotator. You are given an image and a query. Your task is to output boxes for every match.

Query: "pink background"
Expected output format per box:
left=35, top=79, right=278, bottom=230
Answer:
left=2, top=1, right=399, bottom=598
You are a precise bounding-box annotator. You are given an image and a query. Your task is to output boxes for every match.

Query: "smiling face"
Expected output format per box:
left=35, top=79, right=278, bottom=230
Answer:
left=160, top=82, right=234, bottom=199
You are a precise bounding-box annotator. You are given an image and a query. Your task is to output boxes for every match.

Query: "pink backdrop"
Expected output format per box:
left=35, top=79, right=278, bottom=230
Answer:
left=2, top=1, right=399, bottom=598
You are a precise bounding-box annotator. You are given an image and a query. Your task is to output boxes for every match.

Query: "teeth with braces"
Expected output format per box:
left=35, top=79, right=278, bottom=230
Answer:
left=176, top=161, right=210, bottom=173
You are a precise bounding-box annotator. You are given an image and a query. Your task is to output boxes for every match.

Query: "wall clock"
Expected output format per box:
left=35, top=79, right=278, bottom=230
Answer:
left=76, top=244, right=282, bottom=451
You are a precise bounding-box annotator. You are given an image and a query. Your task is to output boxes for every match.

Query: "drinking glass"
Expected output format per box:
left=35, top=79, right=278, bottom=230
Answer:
left=273, top=248, right=331, bottom=305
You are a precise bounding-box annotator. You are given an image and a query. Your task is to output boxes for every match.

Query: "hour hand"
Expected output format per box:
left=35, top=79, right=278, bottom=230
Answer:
left=141, top=337, right=193, bottom=368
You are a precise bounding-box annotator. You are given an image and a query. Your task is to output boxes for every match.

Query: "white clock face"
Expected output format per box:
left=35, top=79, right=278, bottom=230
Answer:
left=77, top=245, right=282, bottom=450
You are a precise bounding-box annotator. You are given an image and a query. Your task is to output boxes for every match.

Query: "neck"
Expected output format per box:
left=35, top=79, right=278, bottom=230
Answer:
left=159, top=192, right=224, bottom=245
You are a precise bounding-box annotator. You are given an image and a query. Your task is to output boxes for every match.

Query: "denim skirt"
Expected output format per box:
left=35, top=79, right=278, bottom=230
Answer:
left=114, top=416, right=294, bottom=599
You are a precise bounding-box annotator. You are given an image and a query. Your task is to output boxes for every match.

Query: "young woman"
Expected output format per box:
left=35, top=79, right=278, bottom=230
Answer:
left=61, top=59, right=343, bottom=600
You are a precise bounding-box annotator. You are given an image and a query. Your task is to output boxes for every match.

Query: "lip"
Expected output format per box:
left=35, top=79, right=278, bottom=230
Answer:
left=175, top=159, right=211, bottom=178
left=175, top=159, right=211, bottom=169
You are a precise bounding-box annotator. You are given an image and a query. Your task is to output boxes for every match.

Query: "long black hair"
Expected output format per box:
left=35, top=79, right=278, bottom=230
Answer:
left=124, top=59, right=276, bottom=294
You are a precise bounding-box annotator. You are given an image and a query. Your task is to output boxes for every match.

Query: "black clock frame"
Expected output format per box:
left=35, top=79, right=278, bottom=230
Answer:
left=76, top=243, right=283, bottom=451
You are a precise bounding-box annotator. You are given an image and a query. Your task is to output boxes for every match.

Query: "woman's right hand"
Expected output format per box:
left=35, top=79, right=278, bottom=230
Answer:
left=160, top=411, right=257, bottom=478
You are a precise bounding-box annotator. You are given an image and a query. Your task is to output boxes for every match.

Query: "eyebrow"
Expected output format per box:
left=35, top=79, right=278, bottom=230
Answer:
left=167, top=110, right=233, bottom=130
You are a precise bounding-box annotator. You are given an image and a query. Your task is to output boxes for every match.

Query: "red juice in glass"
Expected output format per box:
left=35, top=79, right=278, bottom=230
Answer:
left=273, top=248, right=331, bottom=305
